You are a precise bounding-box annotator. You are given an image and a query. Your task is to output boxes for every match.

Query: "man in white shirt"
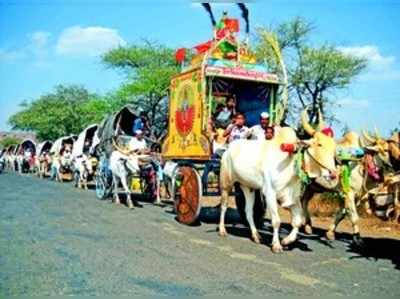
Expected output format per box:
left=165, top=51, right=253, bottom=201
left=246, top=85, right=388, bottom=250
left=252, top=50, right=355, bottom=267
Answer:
left=129, top=130, right=148, bottom=154
left=250, top=112, right=270, bottom=140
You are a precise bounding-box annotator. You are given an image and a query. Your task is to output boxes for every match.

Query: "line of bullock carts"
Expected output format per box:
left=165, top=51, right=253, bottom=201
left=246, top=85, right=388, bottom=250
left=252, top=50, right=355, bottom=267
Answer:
left=1, top=14, right=400, bottom=253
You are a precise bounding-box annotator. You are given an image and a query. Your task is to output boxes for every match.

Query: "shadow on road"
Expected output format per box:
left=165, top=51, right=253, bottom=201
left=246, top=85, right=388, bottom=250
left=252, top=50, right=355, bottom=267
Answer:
left=197, top=205, right=400, bottom=268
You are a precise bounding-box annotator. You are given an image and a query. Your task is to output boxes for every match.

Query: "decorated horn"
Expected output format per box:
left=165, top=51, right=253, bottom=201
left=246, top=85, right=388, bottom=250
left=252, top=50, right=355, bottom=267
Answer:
left=301, top=108, right=316, bottom=136
left=359, top=134, right=366, bottom=148
left=374, top=126, right=381, bottom=139
left=362, top=130, right=376, bottom=144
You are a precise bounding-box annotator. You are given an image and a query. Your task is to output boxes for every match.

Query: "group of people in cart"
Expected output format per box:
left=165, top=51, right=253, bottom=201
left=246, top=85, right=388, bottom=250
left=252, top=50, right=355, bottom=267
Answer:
left=209, top=94, right=276, bottom=153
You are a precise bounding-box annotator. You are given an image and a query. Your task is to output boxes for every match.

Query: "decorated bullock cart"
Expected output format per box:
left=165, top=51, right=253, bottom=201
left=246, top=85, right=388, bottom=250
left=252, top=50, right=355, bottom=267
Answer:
left=161, top=14, right=287, bottom=225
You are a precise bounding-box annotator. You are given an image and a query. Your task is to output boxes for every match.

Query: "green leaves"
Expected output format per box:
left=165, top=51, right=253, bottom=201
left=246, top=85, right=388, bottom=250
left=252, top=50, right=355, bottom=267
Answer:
left=256, top=18, right=368, bottom=126
left=0, top=136, right=22, bottom=148
left=102, top=41, right=180, bottom=138
left=8, top=85, right=114, bottom=141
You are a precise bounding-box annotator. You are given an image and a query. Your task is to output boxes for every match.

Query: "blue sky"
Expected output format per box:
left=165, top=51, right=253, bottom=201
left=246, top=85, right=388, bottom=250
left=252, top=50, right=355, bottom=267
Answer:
left=1, top=0, right=399, bottom=136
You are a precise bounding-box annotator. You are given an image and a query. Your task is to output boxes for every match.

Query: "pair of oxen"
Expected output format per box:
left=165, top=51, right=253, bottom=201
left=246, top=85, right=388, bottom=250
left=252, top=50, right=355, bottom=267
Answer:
left=218, top=109, right=400, bottom=253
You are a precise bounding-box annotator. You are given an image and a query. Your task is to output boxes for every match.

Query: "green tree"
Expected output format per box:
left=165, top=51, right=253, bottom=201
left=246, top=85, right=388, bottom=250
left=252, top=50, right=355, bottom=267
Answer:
left=256, top=17, right=367, bottom=128
left=0, top=136, right=22, bottom=148
left=8, top=85, right=113, bottom=141
left=102, top=42, right=180, bottom=138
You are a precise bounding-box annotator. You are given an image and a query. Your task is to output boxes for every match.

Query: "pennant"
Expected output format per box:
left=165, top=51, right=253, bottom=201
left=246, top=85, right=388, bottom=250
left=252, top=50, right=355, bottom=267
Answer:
left=175, top=48, right=186, bottom=63
left=194, top=40, right=212, bottom=54
left=218, top=40, right=237, bottom=54
left=224, top=18, right=239, bottom=33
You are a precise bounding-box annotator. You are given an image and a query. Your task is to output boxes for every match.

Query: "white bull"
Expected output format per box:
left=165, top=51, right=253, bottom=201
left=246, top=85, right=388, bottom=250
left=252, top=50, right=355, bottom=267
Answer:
left=5, top=153, right=15, bottom=171
left=36, top=152, right=52, bottom=178
left=219, top=124, right=337, bottom=253
left=109, top=148, right=162, bottom=209
left=73, top=155, right=96, bottom=189
left=109, top=150, right=142, bottom=209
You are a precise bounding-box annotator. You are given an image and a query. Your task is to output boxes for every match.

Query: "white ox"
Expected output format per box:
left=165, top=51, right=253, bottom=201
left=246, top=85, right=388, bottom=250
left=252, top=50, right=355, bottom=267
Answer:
left=73, top=154, right=96, bottom=189
left=5, top=152, right=16, bottom=171
left=36, top=152, right=52, bottom=178
left=110, top=150, right=141, bottom=209
left=109, top=144, right=161, bottom=209
left=219, top=122, right=337, bottom=253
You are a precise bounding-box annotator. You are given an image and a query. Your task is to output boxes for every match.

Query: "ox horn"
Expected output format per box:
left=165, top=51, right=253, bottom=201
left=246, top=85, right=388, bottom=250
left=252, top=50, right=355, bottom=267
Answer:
left=359, top=135, right=366, bottom=148
left=317, top=109, right=325, bottom=131
left=301, top=108, right=316, bottom=136
left=112, top=138, right=131, bottom=156
left=362, top=130, right=376, bottom=144
left=374, top=126, right=381, bottom=139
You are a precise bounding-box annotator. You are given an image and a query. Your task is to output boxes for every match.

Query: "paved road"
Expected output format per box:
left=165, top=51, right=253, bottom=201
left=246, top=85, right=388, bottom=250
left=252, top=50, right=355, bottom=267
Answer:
left=0, top=172, right=399, bottom=296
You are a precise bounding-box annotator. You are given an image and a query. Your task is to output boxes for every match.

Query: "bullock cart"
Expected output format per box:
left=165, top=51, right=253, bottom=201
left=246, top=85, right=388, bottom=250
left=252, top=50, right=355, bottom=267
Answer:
left=72, top=124, right=99, bottom=188
left=49, top=135, right=76, bottom=181
left=17, top=139, right=36, bottom=173
left=161, top=15, right=287, bottom=225
left=94, top=105, right=160, bottom=202
left=36, top=140, right=53, bottom=177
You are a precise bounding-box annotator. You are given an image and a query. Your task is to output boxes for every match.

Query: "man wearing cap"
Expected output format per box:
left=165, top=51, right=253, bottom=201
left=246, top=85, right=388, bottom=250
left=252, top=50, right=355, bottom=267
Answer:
left=250, top=112, right=270, bottom=140
left=129, top=130, right=149, bottom=154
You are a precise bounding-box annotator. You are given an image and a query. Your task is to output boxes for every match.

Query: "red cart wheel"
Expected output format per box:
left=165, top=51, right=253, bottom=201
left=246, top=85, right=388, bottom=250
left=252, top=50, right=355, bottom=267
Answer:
left=174, top=166, right=202, bottom=225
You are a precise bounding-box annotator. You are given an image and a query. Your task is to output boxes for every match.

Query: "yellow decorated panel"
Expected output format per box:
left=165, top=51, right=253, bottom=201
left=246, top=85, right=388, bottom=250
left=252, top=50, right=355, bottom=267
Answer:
left=162, top=69, right=211, bottom=160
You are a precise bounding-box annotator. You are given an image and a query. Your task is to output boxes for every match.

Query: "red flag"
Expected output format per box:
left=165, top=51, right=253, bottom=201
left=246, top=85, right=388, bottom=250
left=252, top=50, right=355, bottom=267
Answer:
left=194, top=40, right=212, bottom=54
left=224, top=18, right=239, bottom=32
left=175, top=48, right=186, bottom=63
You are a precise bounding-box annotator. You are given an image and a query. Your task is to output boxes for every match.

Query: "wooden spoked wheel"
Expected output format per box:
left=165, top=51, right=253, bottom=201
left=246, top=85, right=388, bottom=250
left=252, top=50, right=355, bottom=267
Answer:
left=174, top=166, right=202, bottom=225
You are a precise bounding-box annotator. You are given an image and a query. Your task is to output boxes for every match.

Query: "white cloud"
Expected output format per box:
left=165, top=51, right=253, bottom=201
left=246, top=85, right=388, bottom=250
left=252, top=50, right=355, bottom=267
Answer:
left=337, top=97, right=369, bottom=109
left=56, top=26, right=126, bottom=57
left=337, top=45, right=395, bottom=69
left=30, top=31, right=51, bottom=48
left=338, top=45, right=400, bottom=81
left=0, top=31, right=51, bottom=65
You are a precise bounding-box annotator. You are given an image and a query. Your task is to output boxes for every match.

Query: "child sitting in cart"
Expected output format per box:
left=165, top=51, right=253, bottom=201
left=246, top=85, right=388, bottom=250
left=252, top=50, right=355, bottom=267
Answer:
left=214, top=95, right=237, bottom=129
left=265, top=126, right=275, bottom=140
left=223, top=112, right=251, bottom=144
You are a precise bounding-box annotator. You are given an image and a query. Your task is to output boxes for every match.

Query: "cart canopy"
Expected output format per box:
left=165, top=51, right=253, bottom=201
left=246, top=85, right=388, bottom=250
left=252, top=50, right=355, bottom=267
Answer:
left=50, top=135, right=76, bottom=155
left=72, top=124, right=98, bottom=157
left=37, top=140, right=53, bottom=156
left=96, top=105, right=138, bottom=157
left=19, top=139, right=36, bottom=155
left=209, top=77, right=276, bottom=127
